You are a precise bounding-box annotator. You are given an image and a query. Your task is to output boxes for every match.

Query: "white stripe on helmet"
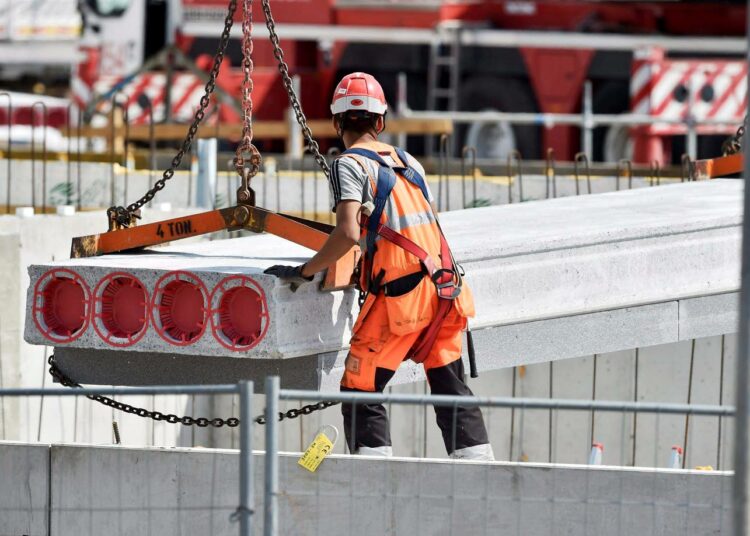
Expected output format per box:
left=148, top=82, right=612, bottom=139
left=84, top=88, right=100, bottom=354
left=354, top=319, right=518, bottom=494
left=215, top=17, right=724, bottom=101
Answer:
left=330, top=95, right=387, bottom=115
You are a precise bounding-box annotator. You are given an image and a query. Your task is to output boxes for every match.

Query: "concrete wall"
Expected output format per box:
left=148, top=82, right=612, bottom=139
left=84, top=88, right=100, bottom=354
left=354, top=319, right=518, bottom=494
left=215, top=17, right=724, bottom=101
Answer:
left=0, top=208, right=211, bottom=446
left=0, top=441, right=732, bottom=536
left=0, top=442, right=48, bottom=535
left=12, top=335, right=732, bottom=471
left=265, top=334, right=735, bottom=470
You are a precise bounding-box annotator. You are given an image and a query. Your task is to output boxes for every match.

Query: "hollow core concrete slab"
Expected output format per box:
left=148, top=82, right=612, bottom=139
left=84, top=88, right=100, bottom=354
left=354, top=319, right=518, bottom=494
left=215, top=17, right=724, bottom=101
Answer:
left=25, top=180, right=742, bottom=386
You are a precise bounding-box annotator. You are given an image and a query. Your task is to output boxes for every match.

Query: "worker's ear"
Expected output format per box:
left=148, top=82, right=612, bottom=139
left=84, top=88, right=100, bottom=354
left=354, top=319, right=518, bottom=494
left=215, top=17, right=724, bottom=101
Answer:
left=332, top=116, right=343, bottom=138
left=375, top=114, right=385, bottom=135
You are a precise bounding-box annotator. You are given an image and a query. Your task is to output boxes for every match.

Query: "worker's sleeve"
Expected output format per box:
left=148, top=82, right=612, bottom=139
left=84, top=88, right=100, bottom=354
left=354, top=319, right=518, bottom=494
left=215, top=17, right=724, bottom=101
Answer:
left=329, top=156, right=367, bottom=213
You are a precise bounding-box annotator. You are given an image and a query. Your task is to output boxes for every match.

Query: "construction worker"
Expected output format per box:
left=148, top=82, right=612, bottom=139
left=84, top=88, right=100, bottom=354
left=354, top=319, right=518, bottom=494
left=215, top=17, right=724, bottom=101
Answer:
left=265, top=72, right=493, bottom=461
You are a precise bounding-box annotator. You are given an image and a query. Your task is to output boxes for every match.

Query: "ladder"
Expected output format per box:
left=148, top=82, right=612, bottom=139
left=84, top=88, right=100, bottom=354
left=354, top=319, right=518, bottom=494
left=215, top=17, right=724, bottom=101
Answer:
left=427, top=23, right=462, bottom=113
left=426, top=23, right=461, bottom=157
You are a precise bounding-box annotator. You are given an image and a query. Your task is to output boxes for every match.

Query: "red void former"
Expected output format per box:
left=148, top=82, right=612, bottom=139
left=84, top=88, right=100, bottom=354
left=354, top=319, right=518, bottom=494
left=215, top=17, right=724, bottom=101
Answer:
left=32, top=269, right=91, bottom=343
left=209, top=275, right=269, bottom=352
left=93, top=273, right=149, bottom=347
left=151, top=271, right=209, bottom=346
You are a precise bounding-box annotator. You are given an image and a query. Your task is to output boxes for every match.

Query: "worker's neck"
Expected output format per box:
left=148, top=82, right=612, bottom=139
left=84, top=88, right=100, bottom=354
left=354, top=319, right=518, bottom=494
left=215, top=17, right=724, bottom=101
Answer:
left=343, top=131, right=379, bottom=149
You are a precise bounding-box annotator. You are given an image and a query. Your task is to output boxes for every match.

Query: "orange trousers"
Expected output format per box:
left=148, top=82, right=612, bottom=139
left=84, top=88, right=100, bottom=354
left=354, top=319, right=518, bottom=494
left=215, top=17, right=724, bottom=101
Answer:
left=340, top=293, right=489, bottom=454
left=341, top=293, right=465, bottom=391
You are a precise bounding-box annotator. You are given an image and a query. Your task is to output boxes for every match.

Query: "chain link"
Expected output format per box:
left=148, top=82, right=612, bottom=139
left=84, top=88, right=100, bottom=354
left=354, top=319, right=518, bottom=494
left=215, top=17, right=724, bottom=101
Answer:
left=260, top=0, right=330, bottom=178
left=47, top=355, right=339, bottom=428
left=723, top=114, right=748, bottom=156
left=108, top=0, right=332, bottom=226
left=233, top=0, right=262, bottom=180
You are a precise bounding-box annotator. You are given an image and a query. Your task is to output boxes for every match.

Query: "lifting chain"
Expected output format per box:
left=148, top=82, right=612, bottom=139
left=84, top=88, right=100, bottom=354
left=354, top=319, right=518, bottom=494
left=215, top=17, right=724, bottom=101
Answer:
left=107, top=0, right=332, bottom=228
left=233, top=0, right=262, bottom=192
left=723, top=113, right=748, bottom=156
left=48, top=355, right=340, bottom=428
left=107, top=0, right=239, bottom=229
left=260, top=0, right=330, bottom=178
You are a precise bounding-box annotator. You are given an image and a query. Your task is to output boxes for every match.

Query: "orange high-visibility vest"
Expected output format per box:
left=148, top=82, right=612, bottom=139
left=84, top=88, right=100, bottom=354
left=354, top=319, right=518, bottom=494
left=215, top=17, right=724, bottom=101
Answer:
left=340, top=144, right=475, bottom=354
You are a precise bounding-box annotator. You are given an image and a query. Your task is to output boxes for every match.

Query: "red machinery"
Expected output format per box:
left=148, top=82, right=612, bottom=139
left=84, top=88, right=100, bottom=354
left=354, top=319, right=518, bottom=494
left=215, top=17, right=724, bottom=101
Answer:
left=69, top=0, right=746, bottom=163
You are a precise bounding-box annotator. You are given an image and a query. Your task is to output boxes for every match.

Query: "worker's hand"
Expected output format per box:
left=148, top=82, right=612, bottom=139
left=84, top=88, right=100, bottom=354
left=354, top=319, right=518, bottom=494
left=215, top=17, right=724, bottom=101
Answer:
left=263, top=264, right=314, bottom=290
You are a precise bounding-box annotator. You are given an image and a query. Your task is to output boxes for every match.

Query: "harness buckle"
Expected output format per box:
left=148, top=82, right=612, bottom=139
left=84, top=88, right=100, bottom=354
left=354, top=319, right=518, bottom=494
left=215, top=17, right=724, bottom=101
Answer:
left=431, top=268, right=461, bottom=300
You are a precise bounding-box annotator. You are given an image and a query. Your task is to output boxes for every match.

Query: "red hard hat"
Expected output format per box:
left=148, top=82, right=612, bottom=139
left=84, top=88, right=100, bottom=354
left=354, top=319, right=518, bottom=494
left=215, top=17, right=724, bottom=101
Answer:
left=330, top=72, right=387, bottom=115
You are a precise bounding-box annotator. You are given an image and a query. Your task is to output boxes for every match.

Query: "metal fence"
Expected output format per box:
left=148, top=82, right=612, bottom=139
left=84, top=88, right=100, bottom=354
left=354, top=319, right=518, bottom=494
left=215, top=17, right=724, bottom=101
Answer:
left=0, top=378, right=737, bottom=536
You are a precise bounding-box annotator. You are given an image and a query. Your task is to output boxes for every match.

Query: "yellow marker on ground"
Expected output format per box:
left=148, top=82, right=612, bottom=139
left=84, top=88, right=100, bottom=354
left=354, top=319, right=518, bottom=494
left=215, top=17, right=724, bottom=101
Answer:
left=298, top=425, right=338, bottom=473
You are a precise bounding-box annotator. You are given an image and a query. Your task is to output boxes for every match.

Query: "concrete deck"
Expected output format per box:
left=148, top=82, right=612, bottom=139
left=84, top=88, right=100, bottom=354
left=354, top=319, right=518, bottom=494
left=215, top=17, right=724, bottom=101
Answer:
left=24, top=180, right=742, bottom=387
left=0, top=441, right=733, bottom=536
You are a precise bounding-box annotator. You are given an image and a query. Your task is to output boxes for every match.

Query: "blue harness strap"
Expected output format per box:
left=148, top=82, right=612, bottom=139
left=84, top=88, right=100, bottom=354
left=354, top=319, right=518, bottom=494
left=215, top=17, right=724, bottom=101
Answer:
left=393, top=147, right=431, bottom=202
left=341, top=148, right=397, bottom=255
left=341, top=146, right=432, bottom=286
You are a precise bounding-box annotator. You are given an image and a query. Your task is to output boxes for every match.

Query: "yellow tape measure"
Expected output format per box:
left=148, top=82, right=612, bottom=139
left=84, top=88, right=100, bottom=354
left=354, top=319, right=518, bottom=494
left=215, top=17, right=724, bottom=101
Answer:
left=298, top=425, right=338, bottom=473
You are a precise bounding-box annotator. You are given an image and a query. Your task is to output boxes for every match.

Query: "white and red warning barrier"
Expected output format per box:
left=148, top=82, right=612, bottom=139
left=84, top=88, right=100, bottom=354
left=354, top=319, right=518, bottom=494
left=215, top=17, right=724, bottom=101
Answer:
left=73, top=72, right=214, bottom=125
left=631, top=48, right=747, bottom=136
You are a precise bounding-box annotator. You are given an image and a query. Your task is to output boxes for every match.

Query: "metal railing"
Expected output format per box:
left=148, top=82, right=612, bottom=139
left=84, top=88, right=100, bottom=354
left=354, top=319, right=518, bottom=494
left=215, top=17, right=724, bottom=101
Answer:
left=0, top=377, right=737, bottom=536
left=262, top=377, right=735, bottom=536
left=0, top=382, right=255, bottom=536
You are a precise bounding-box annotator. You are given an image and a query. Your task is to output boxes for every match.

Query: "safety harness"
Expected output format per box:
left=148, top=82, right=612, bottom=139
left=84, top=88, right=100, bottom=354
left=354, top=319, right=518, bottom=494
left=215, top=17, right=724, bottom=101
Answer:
left=341, top=147, right=477, bottom=373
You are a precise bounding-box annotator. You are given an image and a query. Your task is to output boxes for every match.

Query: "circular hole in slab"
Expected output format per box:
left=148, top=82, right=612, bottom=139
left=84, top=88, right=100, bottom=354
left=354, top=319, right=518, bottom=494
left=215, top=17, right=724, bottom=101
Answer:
left=208, top=275, right=269, bottom=352
left=100, top=276, right=147, bottom=339
left=218, top=286, right=263, bottom=346
left=41, top=276, right=87, bottom=337
left=158, top=279, right=206, bottom=343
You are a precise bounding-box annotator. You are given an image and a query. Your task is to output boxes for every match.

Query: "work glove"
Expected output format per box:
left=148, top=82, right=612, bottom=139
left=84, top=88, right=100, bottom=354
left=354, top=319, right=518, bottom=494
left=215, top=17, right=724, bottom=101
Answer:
left=263, top=264, right=314, bottom=290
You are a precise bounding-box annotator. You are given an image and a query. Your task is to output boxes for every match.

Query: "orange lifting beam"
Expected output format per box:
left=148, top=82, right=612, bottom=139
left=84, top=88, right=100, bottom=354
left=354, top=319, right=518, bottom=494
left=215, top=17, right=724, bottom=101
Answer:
left=70, top=206, right=359, bottom=291
left=690, top=153, right=743, bottom=180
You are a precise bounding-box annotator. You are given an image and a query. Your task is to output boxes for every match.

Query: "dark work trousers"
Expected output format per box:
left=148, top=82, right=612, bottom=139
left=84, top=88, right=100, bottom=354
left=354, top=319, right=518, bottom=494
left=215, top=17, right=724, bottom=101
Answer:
left=341, top=358, right=489, bottom=454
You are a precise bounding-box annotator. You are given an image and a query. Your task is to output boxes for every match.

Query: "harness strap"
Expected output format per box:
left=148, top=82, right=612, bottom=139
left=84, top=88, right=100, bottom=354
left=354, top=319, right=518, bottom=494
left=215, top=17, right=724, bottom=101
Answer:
left=342, top=148, right=397, bottom=300
left=359, top=214, right=439, bottom=275
left=342, top=146, right=461, bottom=364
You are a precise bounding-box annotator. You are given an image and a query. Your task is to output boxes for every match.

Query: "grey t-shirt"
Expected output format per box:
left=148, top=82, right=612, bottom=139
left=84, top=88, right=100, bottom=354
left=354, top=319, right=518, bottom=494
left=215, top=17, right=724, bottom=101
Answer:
left=328, top=150, right=432, bottom=213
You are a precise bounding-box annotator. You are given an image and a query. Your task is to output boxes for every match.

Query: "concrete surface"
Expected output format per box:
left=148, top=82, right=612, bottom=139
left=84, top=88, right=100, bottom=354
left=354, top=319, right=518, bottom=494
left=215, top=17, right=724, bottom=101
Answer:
left=0, top=442, right=48, bottom=535
left=1, top=442, right=732, bottom=536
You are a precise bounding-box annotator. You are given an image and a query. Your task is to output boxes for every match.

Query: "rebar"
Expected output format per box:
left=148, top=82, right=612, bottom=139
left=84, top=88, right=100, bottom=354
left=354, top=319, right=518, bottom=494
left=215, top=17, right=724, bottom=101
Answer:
left=460, top=145, right=476, bottom=208
left=109, top=91, right=125, bottom=207
left=681, top=154, right=692, bottom=183
left=0, top=93, right=11, bottom=213
left=574, top=152, right=591, bottom=196
left=617, top=159, right=633, bottom=191
left=115, top=99, right=130, bottom=206
left=135, top=94, right=156, bottom=207
left=438, top=133, right=449, bottom=211
left=507, top=150, right=523, bottom=203
left=545, top=148, right=556, bottom=199
left=650, top=160, right=661, bottom=186
left=30, top=101, right=47, bottom=212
